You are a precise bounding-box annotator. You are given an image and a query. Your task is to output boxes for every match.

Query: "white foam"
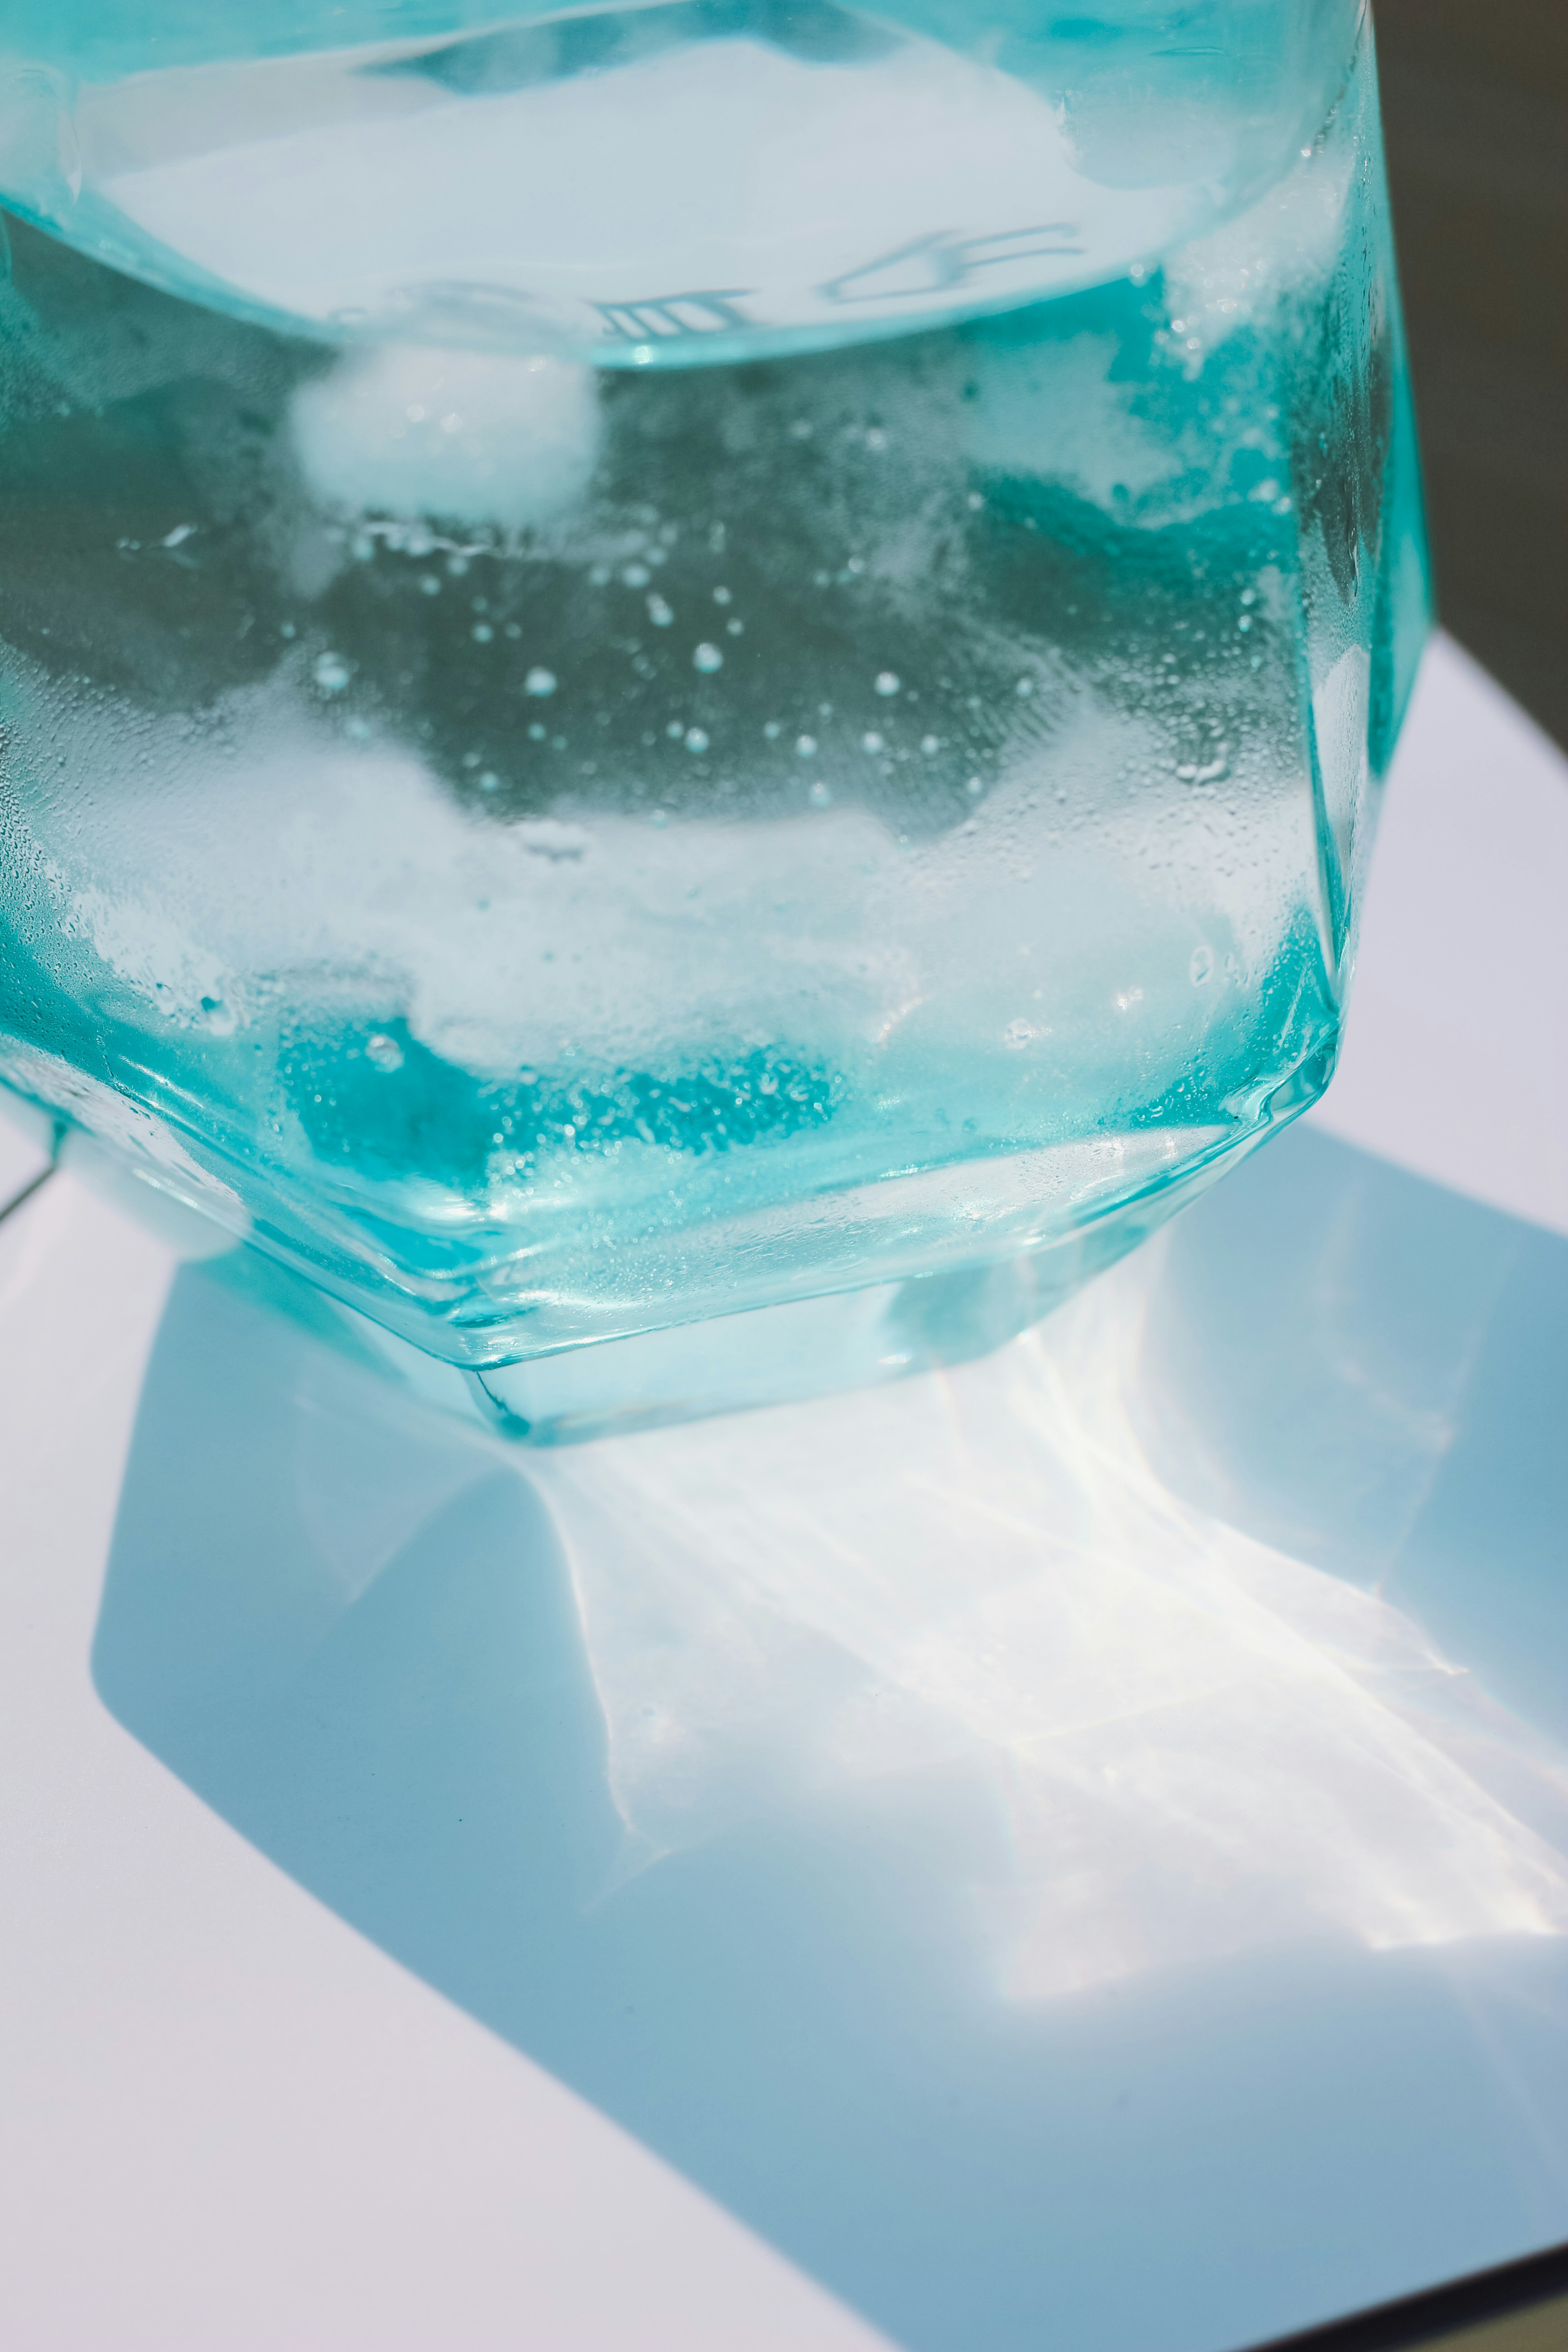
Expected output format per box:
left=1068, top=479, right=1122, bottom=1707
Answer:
left=291, top=345, right=602, bottom=530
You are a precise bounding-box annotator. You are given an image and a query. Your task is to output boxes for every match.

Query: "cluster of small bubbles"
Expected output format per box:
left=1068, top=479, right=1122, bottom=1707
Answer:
left=874, top=672, right=900, bottom=697
left=796, top=734, right=817, bottom=758
left=693, top=643, right=724, bottom=674
left=313, top=652, right=350, bottom=694
left=365, top=1033, right=405, bottom=1073
left=1189, top=945, right=1215, bottom=985
left=525, top=668, right=557, bottom=698
left=808, top=779, right=833, bottom=808
left=685, top=727, right=710, bottom=753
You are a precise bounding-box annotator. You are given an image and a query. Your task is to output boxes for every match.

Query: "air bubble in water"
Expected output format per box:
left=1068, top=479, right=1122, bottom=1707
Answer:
left=313, top=652, right=350, bottom=693
left=693, top=643, right=724, bottom=673
left=1189, top=945, right=1215, bottom=984
left=796, top=735, right=817, bottom=757
left=862, top=731, right=884, bottom=753
left=874, top=671, right=900, bottom=697
left=365, top=1033, right=405, bottom=1072
left=525, top=668, right=557, bottom=697
left=685, top=727, right=710, bottom=753
left=808, top=779, right=833, bottom=807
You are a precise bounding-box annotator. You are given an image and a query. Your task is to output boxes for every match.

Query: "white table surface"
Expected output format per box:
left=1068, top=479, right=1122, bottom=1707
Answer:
left=2, top=633, right=1566, bottom=2352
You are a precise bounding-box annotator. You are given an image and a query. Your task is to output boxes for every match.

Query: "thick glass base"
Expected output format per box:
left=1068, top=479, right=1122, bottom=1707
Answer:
left=182, top=1121, right=1256, bottom=1444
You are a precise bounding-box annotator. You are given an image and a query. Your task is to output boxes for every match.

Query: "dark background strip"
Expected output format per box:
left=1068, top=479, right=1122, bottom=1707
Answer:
left=1375, top=0, right=1568, bottom=752
left=1250, top=2243, right=1568, bottom=2351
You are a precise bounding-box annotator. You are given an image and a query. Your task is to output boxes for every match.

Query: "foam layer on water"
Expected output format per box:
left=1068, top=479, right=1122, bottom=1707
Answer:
left=2, top=0, right=1362, bottom=359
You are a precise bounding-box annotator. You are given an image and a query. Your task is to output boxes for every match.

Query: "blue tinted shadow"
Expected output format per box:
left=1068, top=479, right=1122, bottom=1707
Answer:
left=91, top=1127, right=1568, bottom=2352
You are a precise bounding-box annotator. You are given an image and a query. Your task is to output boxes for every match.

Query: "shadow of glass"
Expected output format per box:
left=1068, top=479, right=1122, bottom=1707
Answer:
left=91, top=1128, right=1568, bottom=2352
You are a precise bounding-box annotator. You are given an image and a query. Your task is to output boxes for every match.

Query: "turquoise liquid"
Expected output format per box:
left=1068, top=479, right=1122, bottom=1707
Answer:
left=0, top=10, right=1427, bottom=1369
